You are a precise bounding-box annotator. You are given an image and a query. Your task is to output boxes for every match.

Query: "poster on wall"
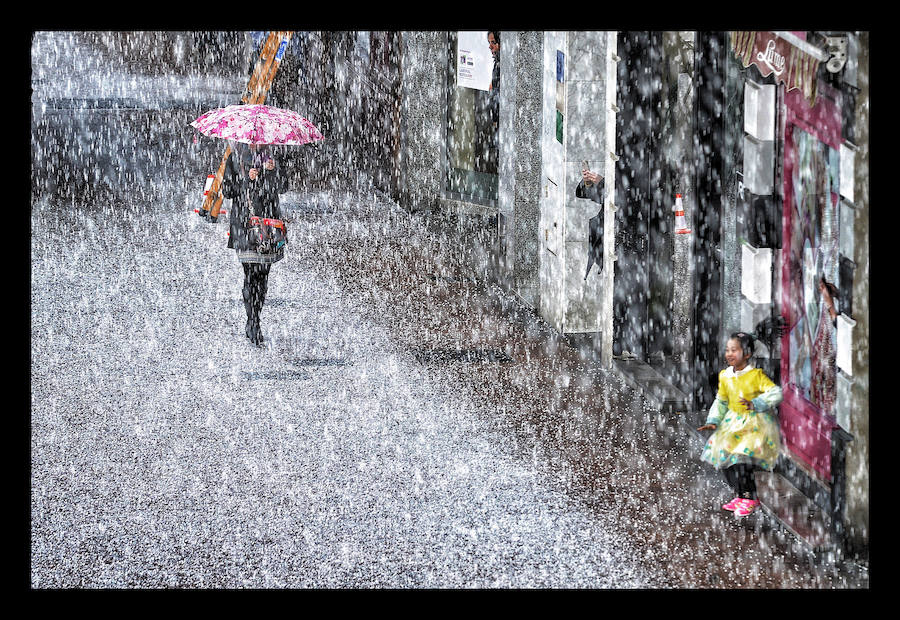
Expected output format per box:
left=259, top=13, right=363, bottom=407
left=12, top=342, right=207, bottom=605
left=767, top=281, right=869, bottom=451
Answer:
left=457, top=31, right=494, bottom=91
left=786, top=126, right=841, bottom=417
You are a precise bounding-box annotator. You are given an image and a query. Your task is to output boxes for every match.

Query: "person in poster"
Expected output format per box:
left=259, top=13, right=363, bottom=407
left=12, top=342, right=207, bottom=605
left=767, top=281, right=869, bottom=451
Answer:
left=470, top=31, right=499, bottom=174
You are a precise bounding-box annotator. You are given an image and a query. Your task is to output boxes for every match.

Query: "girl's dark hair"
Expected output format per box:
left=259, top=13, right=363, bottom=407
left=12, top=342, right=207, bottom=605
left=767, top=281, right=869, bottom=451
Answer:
left=730, top=332, right=756, bottom=356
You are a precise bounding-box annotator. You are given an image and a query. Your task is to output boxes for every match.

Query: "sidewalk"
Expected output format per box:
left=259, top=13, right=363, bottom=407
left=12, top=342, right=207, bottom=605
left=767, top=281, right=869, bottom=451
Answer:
left=30, top=190, right=660, bottom=588
left=280, top=189, right=869, bottom=587
left=29, top=188, right=868, bottom=587
left=427, top=199, right=865, bottom=570
left=609, top=358, right=840, bottom=555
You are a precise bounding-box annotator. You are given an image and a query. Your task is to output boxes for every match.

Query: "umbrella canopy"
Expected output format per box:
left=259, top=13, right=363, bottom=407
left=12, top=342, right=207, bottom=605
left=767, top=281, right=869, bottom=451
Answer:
left=191, top=104, right=324, bottom=146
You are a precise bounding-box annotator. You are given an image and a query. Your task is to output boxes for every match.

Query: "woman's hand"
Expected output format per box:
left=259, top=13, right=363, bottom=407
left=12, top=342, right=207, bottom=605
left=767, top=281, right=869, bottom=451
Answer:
left=248, top=168, right=259, bottom=181
left=819, top=279, right=838, bottom=321
left=739, top=397, right=754, bottom=411
left=582, top=170, right=602, bottom=185
left=697, top=424, right=717, bottom=432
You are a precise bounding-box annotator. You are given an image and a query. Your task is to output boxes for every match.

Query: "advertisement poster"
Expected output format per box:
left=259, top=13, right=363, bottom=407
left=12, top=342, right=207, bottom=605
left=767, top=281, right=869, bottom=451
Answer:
left=457, top=31, right=494, bottom=91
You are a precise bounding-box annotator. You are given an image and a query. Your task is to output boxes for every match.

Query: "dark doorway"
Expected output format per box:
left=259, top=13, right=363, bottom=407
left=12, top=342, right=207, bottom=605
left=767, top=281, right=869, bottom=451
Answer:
left=690, top=31, right=727, bottom=413
left=368, top=31, right=403, bottom=201
left=614, top=32, right=669, bottom=360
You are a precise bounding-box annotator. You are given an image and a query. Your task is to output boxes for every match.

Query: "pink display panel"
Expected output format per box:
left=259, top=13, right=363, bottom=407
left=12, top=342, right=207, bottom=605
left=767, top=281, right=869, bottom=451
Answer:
left=779, top=85, right=843, bottom=482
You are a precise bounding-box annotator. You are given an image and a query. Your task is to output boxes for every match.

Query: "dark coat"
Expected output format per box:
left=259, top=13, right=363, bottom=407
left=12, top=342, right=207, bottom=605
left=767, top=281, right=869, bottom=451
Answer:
left=575, top=176, right=605, bottom=279
left=222, top=145, right=288, bottom=252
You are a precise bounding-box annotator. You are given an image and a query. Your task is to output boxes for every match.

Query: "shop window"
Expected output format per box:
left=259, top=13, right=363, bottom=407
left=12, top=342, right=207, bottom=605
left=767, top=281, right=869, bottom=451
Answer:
left=837, top=314, right=856, bottom=376
left=445, top=31, right=499, bottom=203
left=839, top=254, right=855, bottom=318
left=739, top=193, right=781, bottom=249
left=839, top=198, right=855, bottom=259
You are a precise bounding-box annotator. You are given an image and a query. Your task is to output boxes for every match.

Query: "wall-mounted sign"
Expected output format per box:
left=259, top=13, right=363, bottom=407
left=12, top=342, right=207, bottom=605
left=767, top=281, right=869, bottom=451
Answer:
left=741, top=241, right=772, bottom=304
left=744, top=80, right=775, bottom=141
left=837, top=313, right=856, bottom=376
left=457, top=31, right=494, bottom=91
left=555, top=50, right=565, bottom=144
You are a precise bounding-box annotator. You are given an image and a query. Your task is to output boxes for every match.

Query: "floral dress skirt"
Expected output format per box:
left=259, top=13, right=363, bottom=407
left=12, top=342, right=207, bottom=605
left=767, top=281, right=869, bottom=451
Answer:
left=700, top=407, right=780, bottom=471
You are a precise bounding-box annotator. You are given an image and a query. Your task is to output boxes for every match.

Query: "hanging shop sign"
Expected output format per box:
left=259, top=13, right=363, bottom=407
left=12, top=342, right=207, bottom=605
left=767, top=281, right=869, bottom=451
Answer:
left=730, top=31, right=827, bottom=106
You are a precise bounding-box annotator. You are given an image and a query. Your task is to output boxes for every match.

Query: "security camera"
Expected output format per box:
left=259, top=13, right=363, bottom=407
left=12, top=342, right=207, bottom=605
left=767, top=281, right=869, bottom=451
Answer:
left=825, top=35, right=848, bottom=73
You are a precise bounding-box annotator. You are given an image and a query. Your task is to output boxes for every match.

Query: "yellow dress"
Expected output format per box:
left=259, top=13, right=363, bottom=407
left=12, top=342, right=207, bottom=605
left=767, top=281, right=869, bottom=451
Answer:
left=700, top=365, right=783, bottom=471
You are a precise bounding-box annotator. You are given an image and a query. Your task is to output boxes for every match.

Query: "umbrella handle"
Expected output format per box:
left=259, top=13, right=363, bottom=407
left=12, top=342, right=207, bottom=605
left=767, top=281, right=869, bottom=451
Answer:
left=234, top=145, right=255, bottom=218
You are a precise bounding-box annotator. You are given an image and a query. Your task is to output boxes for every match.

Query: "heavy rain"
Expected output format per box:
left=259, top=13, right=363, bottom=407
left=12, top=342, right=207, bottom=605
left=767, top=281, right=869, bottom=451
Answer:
left=29, top=31, right=869, bottom=589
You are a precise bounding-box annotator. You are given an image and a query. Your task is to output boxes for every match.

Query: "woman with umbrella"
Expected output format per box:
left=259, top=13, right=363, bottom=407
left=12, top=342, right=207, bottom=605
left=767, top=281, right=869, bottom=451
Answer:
left=222, top=142, right=287, bottom=345
left=191, top=103, right=323, bottom=346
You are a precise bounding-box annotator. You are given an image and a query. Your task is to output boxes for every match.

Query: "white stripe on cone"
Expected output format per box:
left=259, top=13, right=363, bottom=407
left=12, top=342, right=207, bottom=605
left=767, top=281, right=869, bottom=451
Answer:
left=674, top=193, right=691, bottom=234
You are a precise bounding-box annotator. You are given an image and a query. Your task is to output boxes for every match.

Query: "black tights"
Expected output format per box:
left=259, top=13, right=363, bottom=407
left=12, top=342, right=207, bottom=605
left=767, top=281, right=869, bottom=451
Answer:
left=242, top=263, right=270, bottom=329
left=723, top=464, right=758, bottom=500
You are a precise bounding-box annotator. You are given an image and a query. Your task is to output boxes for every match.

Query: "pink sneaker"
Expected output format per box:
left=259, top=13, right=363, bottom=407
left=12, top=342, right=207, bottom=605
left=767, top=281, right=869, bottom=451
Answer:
left=722, top=497, right=742, bottom=511
left=733, top=499, right=760, bottom=518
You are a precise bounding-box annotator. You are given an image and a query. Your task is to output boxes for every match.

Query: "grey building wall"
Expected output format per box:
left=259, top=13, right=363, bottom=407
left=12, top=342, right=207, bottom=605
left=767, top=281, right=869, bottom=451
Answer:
left=844, top=30, right=869, bottom=555
left=660, top=32, right=696, bottom=368
left=562, top=31, right=615, bottom=340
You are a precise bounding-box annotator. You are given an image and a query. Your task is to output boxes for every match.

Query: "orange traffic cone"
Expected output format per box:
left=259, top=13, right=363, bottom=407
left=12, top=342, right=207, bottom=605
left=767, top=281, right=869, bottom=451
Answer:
left=197, top=174, right=227, bottom=217
left=203, top=174, right=214, bottom=197
left=674, top=194, right=691, bottom=234
left=196, top=174, right=215, bottom=218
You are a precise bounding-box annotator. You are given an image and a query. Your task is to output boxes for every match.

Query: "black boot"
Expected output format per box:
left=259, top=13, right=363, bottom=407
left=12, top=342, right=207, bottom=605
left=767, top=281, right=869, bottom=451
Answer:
left=252, top=266, right=269, bottom=346
left=251, top=297, right=265, bottom=345
left=242, top=268, right=261, bottom=344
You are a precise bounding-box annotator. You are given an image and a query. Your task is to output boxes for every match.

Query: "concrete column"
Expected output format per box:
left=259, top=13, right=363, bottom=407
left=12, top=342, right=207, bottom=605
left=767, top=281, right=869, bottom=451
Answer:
left=496, top=33, right=518, bottom=288
left=504, top=31, right=544, bottom=308
left=599, top=31, right=618, bottom=367
left=398, top=31, right=445, bottom=212
left=845, top=30, right=869, bottom=555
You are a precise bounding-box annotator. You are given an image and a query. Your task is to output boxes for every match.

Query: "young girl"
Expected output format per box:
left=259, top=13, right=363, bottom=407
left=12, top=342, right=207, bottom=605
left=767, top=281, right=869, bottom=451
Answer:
left=697, top=332, right=783, bottom=518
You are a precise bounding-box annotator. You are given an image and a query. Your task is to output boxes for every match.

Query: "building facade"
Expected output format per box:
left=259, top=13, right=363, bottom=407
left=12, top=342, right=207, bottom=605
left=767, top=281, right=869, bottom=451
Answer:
left=281, top=30, right=869, bottom=556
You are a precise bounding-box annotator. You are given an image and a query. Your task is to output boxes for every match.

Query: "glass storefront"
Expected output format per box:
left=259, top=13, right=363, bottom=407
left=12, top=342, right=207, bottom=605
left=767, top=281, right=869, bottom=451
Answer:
left=445, top=31, right=500, bottom=203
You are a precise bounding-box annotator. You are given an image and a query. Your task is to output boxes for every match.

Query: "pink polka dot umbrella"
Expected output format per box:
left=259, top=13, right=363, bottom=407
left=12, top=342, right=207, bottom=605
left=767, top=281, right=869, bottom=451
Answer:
left=190, top=104, right=324, bottom=146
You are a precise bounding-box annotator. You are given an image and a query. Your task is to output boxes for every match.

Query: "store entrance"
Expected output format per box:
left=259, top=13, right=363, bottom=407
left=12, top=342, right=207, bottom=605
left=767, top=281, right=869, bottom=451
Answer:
left=613, top=31, right=669, bottom=361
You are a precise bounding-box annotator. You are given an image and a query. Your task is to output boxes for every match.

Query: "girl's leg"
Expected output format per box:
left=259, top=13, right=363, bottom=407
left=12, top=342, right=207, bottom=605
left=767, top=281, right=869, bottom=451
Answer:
left=731, top=464, right=761, bottom=517
left=735, top=464, right=758, bottom=500
left=724, top=464, right=758, bottom=499
left=723, top=466, right=740, bottom=496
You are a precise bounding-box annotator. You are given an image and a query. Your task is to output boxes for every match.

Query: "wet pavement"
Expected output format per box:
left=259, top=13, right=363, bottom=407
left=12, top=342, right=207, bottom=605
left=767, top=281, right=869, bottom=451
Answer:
left=30, top=185, right=868, bottom=588
left=28, top=31, right=869, bottom=589
left=279, top=193, right=871, bottom=589
left=31, top=192, right=661, bottom=588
